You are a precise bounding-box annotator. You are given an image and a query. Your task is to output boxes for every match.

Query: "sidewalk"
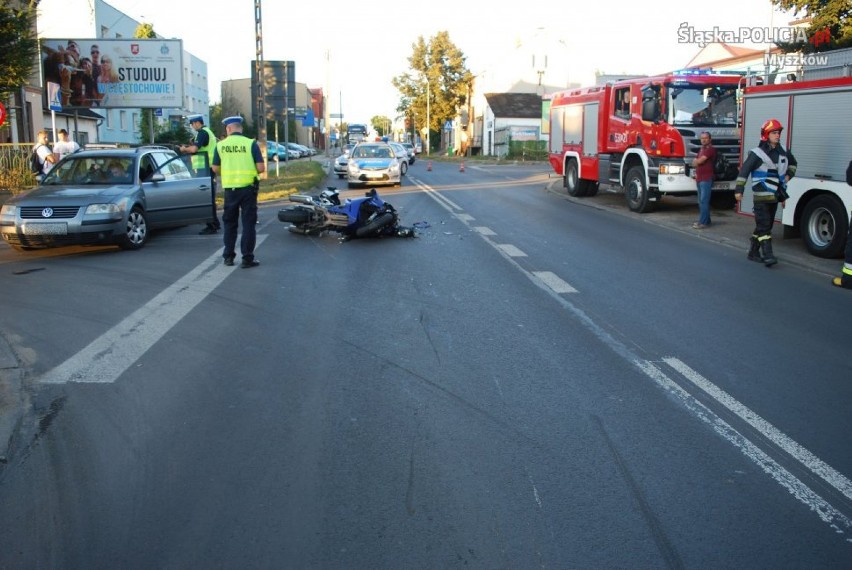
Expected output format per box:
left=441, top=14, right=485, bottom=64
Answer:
left=545, top=178, right=841, bottom=278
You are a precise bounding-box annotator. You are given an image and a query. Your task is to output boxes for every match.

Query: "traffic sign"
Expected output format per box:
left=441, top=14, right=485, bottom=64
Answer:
left=0, top=101, right=5, bottom=127
left=443, top=120, right=453, bottom=131
left=47, top=82, right=62, bottom=112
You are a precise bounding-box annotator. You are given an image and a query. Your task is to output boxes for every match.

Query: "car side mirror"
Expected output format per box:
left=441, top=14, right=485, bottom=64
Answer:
left=148, top=172, right=166, bottom=183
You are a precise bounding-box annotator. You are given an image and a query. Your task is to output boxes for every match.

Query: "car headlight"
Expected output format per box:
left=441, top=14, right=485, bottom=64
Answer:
left=348, top=162, right=360, bottom=174
left=389, top=162, right=400, bottom=174
left=84, top=203, right=121, bottom=215
left=0, top=204, right=17, bottom=216
left=660, top=164, right=685, bottom=175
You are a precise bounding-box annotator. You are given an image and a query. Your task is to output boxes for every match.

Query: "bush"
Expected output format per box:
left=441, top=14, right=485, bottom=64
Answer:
left=0, top=144, right=38, bottom=194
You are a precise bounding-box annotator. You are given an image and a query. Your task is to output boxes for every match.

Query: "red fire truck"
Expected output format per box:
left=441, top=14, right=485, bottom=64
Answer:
left=738, top=75, right=852, bottom=258
left=548, top=70, right=744, bottom=212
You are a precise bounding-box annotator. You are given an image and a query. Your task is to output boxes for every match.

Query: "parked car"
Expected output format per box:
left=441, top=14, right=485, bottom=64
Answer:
left=401, top=142, right=416, bottom=164
left=278, top=143, right=300, bottom=160
left=286, top=142, right=309, bottom=158
left=333, top=153, right=349, bottom=178
left=346, top=142, right=401, bottom=188
left=388, top=142, right=410, bottom=175
left=266, top=140, right=280, bottom=161
left=0, top=146, right=213, bottom=251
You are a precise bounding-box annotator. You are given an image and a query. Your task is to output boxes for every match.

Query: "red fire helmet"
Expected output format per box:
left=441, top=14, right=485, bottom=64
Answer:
left=760, top=118, right=784, bottom=141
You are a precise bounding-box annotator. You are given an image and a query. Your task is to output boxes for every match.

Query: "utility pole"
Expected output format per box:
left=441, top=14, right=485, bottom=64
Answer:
left=254, top=0, right=267, bottom=168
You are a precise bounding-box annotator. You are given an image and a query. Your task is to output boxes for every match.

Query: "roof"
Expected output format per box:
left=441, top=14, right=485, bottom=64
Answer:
left=52, top=108, right=105, bottom=121
left=484, top=93, right=542, bottom=119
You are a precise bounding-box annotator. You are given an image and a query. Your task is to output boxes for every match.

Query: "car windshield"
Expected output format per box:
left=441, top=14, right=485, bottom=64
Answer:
left=43, top=155, right=135, bottom=185
left=668, top=83, right=738, bottom=126
left=352, top=145, right=391, bottom=159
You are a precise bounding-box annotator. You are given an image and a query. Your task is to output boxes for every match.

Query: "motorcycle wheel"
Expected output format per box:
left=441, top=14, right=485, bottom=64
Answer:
left=278, top=208, right=312, bottom=224
left=355, top=212, right=395, bottom=237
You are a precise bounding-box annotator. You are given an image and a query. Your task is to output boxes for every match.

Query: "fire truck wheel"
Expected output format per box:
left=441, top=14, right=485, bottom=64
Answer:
left=584, top=182, right=599, bottom=197
left=624, top=166, right=655, bottom=213
left=565, top=160, right=586, bottom=197
left=801, top=195, right=848, bottom=258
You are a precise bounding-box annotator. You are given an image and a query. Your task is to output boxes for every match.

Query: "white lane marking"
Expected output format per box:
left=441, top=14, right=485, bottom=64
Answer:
left=413, top=177, right=852, bottom=536
left=639, top=360, right=852, bottom=536
left=532, top=271, right=578, bottom=294
left=496, top=244, right=527, bottom=257
left=664, top=357, right=852, bottom=503
left=474, top=227, right=496, bottom=236
left=39, top=235, right=268, bottom=384
left=455, top=213, right=475, bottom=222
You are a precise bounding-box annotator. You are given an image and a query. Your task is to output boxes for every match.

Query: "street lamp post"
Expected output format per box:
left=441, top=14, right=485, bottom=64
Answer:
left=426, top=78, right=430, bottom=156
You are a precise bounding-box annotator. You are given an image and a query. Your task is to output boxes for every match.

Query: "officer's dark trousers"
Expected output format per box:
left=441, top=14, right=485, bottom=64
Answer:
left=752, top=201, right=779, bottom=238
left=222, top=186, right=258, bottom=261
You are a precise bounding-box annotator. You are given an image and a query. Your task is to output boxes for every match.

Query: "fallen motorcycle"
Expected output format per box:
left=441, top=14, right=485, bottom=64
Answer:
left=277, top=187, right=414, bottom=239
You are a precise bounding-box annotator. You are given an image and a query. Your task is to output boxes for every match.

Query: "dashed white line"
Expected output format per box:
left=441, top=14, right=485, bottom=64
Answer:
left=474, top=226, right=496, bottom=236
left=532, top=271, right=578, bottom=294
left=496, top=244, right=527, bottom=257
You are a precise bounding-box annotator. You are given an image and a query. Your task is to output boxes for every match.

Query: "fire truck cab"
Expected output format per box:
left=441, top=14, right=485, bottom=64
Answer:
left=548, top=70, right=743, bottom=212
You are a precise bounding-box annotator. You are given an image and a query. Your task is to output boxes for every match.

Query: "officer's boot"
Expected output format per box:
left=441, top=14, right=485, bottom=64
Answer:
left=760, top=238, right=777, bottom=267
left=747, top=237, right=763, bottom=263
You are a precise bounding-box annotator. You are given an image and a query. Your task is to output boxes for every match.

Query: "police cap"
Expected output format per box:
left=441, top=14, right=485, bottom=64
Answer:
left=187, top=114, right=204, bottom=124
left=222, top=116, right=243, bottom=126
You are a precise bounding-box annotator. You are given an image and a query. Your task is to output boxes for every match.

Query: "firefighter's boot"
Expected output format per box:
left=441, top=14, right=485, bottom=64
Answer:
left=747, top=237, right=763, bottom=263
left=759, top=238, right=777, bottom=267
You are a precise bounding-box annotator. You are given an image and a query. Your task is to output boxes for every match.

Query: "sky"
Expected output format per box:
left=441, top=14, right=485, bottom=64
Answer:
left=45, top=0, right=798, bottom=124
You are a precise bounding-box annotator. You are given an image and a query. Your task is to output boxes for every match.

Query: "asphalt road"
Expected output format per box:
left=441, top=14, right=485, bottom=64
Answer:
left=0, top=159, right=850, bottom=567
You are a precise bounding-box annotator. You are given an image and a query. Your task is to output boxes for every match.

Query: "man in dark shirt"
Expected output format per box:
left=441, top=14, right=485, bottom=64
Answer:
left=691, top=132, right=717, bottom=229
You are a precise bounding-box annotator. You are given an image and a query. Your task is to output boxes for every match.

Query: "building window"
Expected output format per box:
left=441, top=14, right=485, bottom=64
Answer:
left=120, top=110, right=127, bottom=130
left=105, top=109, right=112, bottom=129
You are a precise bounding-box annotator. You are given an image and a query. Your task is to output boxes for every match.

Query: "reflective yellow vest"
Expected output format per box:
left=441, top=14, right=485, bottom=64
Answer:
left=218, top=135, right=258, bottom=189
left=191, top=126, right=216, bottom=172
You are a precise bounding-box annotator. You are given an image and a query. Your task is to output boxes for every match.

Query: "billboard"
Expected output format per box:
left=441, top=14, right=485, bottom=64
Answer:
left=251, top=61, right=296, bottom=122
left=41, top=38, right=184, bottom=109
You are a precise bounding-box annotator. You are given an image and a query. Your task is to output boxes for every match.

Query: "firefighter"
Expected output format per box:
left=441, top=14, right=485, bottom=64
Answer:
left=734, top=118, right=797, bottom=267
left=831, top=158, right=852, bottom=289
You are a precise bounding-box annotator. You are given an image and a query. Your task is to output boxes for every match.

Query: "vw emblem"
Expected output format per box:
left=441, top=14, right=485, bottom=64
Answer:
left=41, top=207, right=54, bottom=218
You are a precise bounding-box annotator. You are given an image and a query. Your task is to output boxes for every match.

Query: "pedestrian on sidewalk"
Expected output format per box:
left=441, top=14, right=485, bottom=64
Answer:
left=734, top=118, right=797, bottom=267
left=212, top=116, right=265, bottom=269
left=691, top=131, right=717, bottom=229
left=831, top=158, right=852, bottom=289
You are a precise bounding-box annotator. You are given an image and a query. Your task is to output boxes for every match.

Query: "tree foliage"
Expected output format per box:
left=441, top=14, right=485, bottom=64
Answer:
left=771, top=0, right=852, bottom=51
left=371, top=115, right=392, bottom=137
left=392, top=31, right=473, bottom=150
left=0, top=1, right=39, bottom=99
left=134, top=22, right=157, bottom=39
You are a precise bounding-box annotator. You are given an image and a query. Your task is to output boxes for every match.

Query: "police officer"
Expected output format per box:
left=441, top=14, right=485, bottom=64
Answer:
left=734, top=118, right=798, bottom=267
left=180, top=114, right=221, bottom=235
left=212, top=116, right=265, bottom=268
left=831, top=158, right=852, bottom=289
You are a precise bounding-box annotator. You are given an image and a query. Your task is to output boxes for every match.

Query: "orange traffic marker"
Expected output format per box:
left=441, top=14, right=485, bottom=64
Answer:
left=459, top=160, right=465, bottom=172
left=427, top=161, right=432, bottom=171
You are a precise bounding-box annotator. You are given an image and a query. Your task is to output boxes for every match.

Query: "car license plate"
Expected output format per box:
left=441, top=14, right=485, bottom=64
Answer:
left=23, top=222, right=68, bottom=236
left=366, top=173, right=383, bottom=179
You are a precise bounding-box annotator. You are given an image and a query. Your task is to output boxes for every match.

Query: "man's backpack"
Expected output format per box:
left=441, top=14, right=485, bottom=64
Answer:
left=30, top=145, right=44, bottom=174
left=714, top=152, right=731, bottom=180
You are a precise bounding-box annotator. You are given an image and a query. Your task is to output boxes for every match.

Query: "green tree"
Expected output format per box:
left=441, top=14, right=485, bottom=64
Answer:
left=134, top=22, right=156, bottom=39
left=371, top=115, right=392, bottom=137
left=0, top=1, right=39, bottom=100
left=771, top=0, right=852, bottom=51
left=392, top=31, right=473, bottom=152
